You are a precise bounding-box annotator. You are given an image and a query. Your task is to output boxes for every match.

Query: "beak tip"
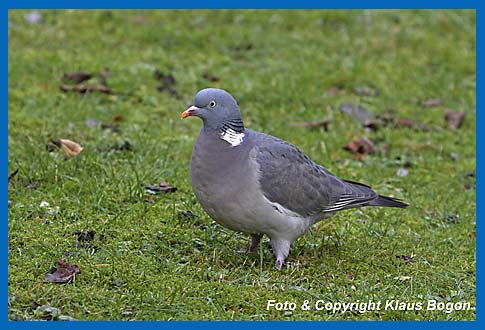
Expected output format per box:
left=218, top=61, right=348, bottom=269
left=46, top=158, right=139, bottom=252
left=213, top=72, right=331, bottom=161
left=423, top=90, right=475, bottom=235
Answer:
left=181, top=105, right=198, bottom=119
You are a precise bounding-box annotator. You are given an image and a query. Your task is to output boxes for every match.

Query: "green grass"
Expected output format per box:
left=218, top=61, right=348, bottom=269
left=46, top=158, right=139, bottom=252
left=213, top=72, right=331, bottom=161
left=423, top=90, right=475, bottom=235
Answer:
left=8, top=10, right=476, bottom=320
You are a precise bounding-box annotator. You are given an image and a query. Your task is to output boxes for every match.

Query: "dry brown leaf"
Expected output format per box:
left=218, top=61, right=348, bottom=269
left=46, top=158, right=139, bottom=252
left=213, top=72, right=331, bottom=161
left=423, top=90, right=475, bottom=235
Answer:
left=444, top=110, right=466, bottom=131
left=343, top=137, right=376, bottom=155
left=44, top=259, right=80, bottom=284
left=154, top=70, right=179, bottom=97
left=52, top=139, right=83, bottom=157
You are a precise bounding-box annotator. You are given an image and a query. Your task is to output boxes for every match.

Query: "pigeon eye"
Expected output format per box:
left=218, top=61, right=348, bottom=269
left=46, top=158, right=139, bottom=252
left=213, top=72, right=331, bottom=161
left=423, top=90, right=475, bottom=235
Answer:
left=209, top=101, right=216, bottom=108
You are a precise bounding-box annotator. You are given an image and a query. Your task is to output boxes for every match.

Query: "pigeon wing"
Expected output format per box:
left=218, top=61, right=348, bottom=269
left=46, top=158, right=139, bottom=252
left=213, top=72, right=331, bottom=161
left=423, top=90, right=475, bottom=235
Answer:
left=252, top=132, right=378, bottom=217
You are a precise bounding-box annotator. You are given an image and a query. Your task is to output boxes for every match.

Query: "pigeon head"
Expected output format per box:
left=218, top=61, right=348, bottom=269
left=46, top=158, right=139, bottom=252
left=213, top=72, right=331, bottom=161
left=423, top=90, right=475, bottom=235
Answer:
left=182, top=88, right=244, bottom=133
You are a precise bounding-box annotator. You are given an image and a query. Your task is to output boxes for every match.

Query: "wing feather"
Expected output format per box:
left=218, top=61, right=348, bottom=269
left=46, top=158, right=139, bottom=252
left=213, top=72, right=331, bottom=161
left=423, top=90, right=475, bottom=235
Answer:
left=252, top=132, right=377, bottom=217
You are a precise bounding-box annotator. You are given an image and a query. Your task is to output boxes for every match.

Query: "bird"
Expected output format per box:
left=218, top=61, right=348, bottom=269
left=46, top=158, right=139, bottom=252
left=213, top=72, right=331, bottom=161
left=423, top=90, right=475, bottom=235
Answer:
left=182, top=88, right=407, bottom=269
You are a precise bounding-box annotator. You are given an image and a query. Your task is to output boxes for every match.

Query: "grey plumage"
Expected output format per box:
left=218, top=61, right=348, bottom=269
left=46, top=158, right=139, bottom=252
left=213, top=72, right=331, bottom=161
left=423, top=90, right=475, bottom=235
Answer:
left=182, top=88, right=407, bottom=269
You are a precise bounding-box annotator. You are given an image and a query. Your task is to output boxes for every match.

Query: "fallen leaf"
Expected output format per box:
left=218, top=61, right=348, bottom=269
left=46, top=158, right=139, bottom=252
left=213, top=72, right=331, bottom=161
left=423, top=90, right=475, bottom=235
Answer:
left=396, top=254, right=415, bottom=263
left=343, top=137, right=376, bottom=155
left=444, top=110, right=466, bottom=131
left=113, top=114, right=124, bottom=122
left=51, top=139, right=83, bottom=157
left=101, top=123, right=122, bottom=134
left=295, top=119, right=331, bottom=131
left=422, top=98, right=442, bottom=108
left=142, top=181, right=178, bottom=194
left=154, top=70, right=179, bottom=97
left=62, top=72, right=92, bottom=84
left=202, top=72, right=221, bottom=82
left=341, top=102, right=374, bottom=123
left=44, top=259, right=80, bottom=283
left=8, top=168, right=19, bottom=182
left=60, top=84, right=112, bottom=94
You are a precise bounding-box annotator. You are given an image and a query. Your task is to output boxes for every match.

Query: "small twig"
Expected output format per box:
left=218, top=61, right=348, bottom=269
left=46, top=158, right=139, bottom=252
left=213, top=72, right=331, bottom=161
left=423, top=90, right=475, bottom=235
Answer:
left=8, top=168, right=19, bottom=183
left=28, top=279, right=45, bottom=294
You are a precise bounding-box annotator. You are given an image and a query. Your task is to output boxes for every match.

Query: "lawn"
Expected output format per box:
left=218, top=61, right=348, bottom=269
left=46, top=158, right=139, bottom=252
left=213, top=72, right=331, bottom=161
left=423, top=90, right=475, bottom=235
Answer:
left=8, top=10, right=476, bottom=320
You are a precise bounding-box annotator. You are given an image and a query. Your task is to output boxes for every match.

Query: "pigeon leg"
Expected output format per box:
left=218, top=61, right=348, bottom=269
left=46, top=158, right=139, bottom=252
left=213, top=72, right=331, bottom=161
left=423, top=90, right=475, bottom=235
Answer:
left=236, top=234, right=263, bottom=254
left=248, top=233, right=262, bottom=253
left=270, top=239, right=291, bottom=270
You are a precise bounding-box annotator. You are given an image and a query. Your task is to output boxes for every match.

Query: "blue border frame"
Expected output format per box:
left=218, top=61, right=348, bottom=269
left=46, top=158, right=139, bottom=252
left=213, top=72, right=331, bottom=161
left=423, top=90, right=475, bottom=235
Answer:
left=4, top=0, right=479, bottom=329
left=2, top=1, right=480, bottom=10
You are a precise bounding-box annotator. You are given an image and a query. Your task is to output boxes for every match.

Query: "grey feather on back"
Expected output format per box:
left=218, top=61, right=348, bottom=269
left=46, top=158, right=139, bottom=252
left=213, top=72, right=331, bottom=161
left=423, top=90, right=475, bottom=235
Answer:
left=252, top=131, right=378, bottom=217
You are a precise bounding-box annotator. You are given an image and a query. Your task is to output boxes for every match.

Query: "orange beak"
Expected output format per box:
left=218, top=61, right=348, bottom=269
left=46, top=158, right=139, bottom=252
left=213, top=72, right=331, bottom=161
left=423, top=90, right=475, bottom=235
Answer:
left=181, top=105, right=199, bottom=119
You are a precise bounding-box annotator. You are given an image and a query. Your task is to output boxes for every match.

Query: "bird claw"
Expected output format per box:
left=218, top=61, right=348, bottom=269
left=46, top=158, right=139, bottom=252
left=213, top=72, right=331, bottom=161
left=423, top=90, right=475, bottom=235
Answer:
left=275, top=259, right=283, bottom=270
left=248, top=244, right=259, bottom=253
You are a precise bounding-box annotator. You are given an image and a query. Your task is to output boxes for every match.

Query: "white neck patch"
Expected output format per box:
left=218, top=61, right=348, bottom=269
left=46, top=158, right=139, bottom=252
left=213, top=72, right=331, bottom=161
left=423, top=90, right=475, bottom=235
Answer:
left=220, top=128, right=245, bottom=147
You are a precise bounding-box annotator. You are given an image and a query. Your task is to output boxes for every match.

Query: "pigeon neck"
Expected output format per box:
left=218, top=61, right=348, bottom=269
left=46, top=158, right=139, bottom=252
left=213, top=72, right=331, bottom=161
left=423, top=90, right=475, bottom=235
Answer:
left=206, top=118, right=245, bottom=147
left=219, top=118, right=245, bottom=134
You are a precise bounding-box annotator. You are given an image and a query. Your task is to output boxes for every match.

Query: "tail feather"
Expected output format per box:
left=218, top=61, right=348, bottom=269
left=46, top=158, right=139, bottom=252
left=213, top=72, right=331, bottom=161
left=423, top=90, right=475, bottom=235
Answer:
left=367, top=195, right=408, bottom=208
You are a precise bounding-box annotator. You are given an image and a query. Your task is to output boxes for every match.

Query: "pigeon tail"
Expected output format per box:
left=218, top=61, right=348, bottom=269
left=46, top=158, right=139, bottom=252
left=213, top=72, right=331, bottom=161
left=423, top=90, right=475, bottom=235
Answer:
left=367, top=195, right=408, bottom=208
